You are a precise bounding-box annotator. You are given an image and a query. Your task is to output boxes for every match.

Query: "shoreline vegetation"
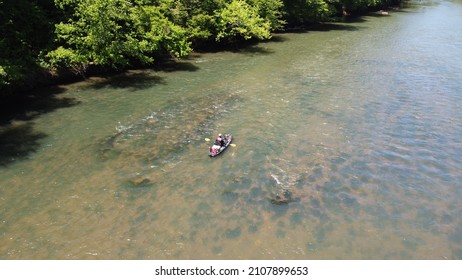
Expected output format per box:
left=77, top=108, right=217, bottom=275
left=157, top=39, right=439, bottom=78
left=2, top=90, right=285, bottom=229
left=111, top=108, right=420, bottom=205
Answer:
left=1, top=0, right=404, bottom=96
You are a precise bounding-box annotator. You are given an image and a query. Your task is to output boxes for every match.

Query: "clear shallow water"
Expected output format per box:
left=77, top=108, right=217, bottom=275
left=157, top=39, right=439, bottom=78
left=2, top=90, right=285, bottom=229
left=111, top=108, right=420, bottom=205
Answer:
left=1, top=1, right=462, bottom=259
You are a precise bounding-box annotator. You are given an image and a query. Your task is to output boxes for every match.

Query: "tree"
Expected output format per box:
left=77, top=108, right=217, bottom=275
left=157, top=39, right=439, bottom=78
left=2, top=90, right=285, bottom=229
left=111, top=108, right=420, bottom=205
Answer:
left=216, top=0, right=272, bottom=41
left=247, top=0, right=286, bottom=30
left=282, top=0, right=333, bottom=24
left=45, top=0, right=191, bottom=72
left=173, top=0, right=284, bottom=44
left=0, top=0, right=55, bottom=92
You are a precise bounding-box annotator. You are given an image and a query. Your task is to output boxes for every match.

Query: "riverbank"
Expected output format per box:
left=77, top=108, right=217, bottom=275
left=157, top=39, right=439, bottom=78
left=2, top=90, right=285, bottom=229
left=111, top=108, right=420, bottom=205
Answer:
left=1, top=1, right=404, bottom=98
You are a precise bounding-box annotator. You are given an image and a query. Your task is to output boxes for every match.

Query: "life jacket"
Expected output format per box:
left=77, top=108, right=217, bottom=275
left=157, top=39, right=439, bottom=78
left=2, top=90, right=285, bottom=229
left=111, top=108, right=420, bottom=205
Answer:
left=215, top=137, right=223, bottom=145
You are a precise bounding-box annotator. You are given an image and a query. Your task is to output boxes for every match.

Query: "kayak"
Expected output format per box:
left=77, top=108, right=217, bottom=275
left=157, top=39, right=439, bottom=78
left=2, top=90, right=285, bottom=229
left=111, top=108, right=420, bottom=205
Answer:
left=209, top=134, right=233, bottom=157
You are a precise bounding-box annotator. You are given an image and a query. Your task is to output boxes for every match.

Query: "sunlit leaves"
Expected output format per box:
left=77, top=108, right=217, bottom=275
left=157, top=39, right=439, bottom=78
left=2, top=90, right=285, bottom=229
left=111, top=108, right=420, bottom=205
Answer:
left=248, top=0, right=286, bottom=30
left=216, top=0, right=272, bottom=41
left=282, top=0, right=334, bottom=24
left=47, top=0, right=191, bottom=70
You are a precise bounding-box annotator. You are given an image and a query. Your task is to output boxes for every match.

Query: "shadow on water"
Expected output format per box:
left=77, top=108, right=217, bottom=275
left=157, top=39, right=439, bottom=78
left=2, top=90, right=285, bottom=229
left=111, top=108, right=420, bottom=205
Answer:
left=237, top=45, right=275, bottom=55
left=0, top=123, right=47, bottom=166
left=83, top=61, right=200, bottom=91
left=193, top=38, right=277, bottom=55
left=84, top=72, right=167, bottom=91
left=0, top=86, right=78, bottom=125
left=268, top=35, right=289, bottom=43
left=154, top=60, right=200, bottom=72
left=0, top=86, right=80, bottom=167
left=282, top=22, right=365, bottom=33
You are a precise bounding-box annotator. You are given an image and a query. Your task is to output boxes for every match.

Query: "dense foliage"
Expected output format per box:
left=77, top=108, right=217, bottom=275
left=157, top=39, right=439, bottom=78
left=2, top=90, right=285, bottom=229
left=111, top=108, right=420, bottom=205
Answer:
left=1, top=0, right=401, bottom=93
left=0, top=0, right=55, bottom=90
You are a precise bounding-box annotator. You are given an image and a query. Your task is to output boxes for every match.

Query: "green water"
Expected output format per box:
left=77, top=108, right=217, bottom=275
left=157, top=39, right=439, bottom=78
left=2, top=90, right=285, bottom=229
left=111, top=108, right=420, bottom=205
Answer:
left=1, top=1, right=462, bottom=259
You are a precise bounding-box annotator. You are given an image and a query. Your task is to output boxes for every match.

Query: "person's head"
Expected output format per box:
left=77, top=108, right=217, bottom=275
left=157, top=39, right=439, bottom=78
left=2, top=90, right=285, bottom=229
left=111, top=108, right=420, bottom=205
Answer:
left=218, top=133, right=222, bottom=137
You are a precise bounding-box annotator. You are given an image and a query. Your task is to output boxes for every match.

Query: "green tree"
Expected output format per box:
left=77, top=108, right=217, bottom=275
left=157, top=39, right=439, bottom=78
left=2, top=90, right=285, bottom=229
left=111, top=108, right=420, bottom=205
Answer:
left=282, top=0, right=333, bottom=24
left=216, top=0, right=272, bottom=41
left=174, top=0, right=284, bottom=44
left=247, top=0, right=286, bottom=30
left=46, top=0, right=191, bottom=72
left=0, top=0, right=55, bottom=92
left=340, top=0, right=380, bottom=14
left=172, top=0, right=225, bottom=43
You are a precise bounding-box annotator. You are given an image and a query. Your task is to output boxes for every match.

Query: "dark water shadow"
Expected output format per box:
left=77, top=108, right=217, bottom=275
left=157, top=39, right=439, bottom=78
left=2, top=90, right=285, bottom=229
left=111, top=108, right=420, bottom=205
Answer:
left=0, top=86, right=79, bottom=126
left=84, top=72, right=167, bottom=91
left=0, top=86, right=80, bottom=167
left=267, top=35, right=289, bottom=43
left=84, top=61, right=199, bottom=91
left=0, top=123, right=47, bottom=166
left=311, top=22, right=365, bottom=31
left=239, top=45, right=275, bottom=55
left=282, top=22, right=365, bottom=33
left=194, top=38, right=276, bottom=55
left=154, top=60, right=200, bottom=72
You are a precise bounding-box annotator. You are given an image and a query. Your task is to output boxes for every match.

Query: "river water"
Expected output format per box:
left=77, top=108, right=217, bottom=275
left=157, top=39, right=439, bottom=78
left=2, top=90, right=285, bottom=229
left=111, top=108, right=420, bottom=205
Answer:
left=1, top=1, right=462, bottom=259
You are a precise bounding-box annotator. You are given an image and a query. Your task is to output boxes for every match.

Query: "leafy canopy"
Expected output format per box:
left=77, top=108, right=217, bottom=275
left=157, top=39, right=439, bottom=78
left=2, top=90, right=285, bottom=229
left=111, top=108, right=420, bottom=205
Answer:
left=46, top=0, right=191, bottom=71
left=216, top=0, right=272, bottom=41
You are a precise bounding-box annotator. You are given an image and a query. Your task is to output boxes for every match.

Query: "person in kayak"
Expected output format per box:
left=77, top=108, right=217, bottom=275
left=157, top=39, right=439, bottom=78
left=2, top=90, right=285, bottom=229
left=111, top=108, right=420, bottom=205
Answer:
left=214, top=133, right=225, bottom=146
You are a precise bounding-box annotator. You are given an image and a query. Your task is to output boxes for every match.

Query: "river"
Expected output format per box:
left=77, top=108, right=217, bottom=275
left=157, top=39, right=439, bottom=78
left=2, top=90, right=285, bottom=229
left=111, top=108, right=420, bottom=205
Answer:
left=1, top=0, right=462, bottom=259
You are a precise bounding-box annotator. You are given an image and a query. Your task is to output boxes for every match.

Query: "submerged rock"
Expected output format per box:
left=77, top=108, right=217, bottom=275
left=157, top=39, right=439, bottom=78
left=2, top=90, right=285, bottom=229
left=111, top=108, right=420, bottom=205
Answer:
left=271, top=197, right=291, bottom=205
left=128, top=177, right=152, bottom=187
left=270, top=189, right=299, bottom=205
